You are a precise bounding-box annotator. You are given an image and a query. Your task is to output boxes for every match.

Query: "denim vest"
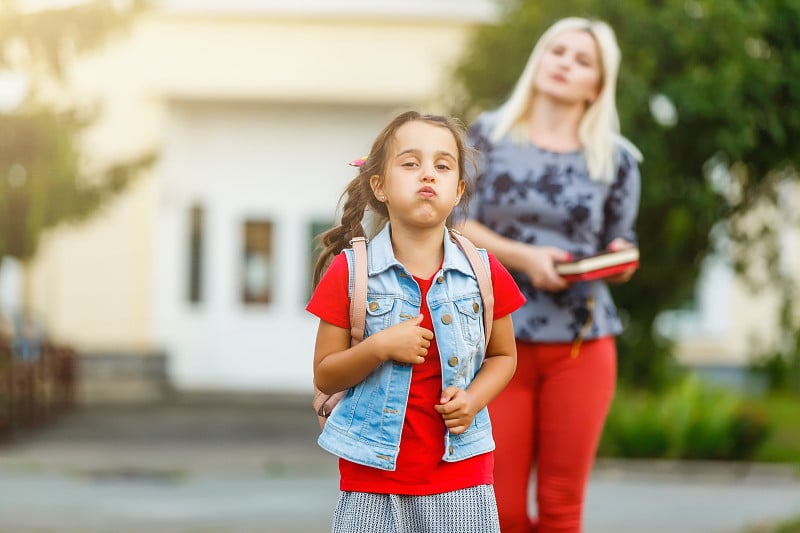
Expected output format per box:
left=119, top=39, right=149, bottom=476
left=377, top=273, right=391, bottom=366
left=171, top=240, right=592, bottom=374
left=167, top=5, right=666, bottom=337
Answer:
left=317, top=223, right=494, bottom=471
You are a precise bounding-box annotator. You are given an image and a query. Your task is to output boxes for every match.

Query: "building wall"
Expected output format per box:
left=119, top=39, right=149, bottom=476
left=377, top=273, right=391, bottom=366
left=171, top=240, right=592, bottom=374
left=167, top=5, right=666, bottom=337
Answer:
left=153, top=101, right=400, bottom=390
left=664, top=190, right=800, bottom=371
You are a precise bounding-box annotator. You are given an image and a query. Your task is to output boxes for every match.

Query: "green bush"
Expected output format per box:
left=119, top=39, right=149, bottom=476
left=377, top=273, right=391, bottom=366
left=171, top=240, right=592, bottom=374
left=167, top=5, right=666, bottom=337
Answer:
left=599, top=390, right=670, bottom=458
left=599, top=376, right=771, bottom=460
left=743, top=515, right=800, bottom=533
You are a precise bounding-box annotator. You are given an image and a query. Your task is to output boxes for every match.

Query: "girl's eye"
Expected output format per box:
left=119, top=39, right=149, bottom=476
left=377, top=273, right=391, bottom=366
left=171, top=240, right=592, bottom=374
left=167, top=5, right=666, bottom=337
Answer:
left=402, top=161, right=418, bottom=168
left=435, top=164, right=451, bottom=171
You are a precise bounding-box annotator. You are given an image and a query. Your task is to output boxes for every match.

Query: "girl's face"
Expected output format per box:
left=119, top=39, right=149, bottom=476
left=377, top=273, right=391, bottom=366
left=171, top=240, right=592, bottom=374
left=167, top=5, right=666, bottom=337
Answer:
left=371, top=120, right=464, bottom=230
left=534, top=29, right=602, bottom=106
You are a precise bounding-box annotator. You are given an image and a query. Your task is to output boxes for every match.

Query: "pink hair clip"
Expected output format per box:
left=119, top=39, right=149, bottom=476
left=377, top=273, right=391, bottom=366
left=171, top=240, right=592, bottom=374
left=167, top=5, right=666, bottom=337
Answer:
left=349, top=155, right=368, bottom=167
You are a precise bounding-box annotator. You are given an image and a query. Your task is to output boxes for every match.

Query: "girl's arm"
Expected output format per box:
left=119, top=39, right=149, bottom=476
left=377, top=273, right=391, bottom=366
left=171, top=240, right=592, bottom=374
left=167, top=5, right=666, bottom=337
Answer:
left=313, top=315, right=433, bottom=395
left=434, top=314, right=517, bottom=434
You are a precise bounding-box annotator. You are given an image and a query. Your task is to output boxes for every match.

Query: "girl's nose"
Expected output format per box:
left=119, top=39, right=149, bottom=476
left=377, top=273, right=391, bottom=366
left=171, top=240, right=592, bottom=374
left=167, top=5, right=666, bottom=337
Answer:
left=421, top=164, right=436, bottom=182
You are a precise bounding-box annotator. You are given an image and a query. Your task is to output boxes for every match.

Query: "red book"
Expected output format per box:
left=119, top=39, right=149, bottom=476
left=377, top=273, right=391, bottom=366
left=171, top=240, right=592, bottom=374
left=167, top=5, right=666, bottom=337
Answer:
left=555, top=247, right=639, bottom=282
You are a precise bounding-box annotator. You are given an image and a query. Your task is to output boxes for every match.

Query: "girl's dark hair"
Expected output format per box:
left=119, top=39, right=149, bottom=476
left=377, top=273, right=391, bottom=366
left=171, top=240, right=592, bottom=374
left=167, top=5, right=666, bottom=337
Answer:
left=312, top=110, right=476, bottom=287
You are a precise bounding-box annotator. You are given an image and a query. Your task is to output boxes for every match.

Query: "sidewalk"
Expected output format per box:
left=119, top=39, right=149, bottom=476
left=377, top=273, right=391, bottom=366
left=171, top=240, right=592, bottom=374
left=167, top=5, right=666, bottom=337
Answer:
left=0, top=396, right=798, bottom=533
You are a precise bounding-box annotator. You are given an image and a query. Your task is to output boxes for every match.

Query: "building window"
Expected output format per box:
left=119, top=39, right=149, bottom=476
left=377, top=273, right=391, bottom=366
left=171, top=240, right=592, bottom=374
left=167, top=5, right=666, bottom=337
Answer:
left=308, top=220, right=332, bottom=300
left=187, top=205, right=204, bottom=304
left=242, top=220, right=273, bottom=305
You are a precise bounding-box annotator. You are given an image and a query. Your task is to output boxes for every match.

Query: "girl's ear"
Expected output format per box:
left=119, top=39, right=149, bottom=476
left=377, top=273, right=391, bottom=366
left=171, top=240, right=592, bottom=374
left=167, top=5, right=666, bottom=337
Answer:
left=370, top=174, right=386, bottom=202
left=455, top=179, right=466, bottom=205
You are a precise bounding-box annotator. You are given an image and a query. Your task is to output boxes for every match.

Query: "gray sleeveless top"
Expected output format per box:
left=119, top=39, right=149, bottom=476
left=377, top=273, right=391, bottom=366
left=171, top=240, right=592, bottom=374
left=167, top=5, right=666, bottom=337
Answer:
left=467, top=111, right=641, bottom=343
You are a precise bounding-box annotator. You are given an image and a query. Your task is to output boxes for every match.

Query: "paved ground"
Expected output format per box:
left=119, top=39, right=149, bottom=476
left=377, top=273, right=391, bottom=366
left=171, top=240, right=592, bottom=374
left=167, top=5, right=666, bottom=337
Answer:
left=0, top=395, right=799, bottom=533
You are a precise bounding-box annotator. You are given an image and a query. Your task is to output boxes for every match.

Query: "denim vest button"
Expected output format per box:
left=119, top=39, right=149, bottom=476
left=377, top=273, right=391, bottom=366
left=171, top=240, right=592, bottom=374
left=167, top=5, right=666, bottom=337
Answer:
left=472, top=301, right=479, bottom=312
left=436, top=276, right=445, bottom=284
left=448, top=445, right=454, bottom=455
left=448, top=356, right=458, bottom=367
left=368, top=301, right=379, bottom=311
left=441, top=314, right=452, bottom=325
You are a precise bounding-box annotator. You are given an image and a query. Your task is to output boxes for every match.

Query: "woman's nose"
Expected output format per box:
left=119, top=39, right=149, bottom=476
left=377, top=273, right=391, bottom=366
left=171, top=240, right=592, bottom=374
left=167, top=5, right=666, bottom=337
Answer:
left=555, top=54, right=571, bottom=69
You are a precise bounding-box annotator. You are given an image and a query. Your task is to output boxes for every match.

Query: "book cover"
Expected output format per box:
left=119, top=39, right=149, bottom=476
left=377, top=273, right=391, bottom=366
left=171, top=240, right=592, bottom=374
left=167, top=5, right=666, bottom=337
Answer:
left=555, top=247, right=639, bottom=282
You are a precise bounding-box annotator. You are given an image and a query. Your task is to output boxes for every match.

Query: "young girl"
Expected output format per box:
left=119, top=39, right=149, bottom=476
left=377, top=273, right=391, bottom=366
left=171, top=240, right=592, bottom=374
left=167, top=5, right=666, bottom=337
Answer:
left=307, top=111, right=525, bottom=533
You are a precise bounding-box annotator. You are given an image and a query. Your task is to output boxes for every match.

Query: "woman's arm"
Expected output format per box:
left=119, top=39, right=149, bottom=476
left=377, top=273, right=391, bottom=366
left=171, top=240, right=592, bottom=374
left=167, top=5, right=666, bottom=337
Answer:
left=601, top=149, right=642, bottom=284
left=459, top=219, right=570, bottom=291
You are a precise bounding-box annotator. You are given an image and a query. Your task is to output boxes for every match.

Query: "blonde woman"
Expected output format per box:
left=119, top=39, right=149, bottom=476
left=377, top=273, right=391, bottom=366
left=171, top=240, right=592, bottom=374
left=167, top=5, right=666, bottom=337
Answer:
left=460, top=17, right=642, bottom=533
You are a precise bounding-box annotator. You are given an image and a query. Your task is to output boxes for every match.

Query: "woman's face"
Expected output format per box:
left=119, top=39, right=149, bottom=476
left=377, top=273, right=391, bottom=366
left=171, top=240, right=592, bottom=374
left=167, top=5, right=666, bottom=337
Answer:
left=534, top=29, right=602, bottom=106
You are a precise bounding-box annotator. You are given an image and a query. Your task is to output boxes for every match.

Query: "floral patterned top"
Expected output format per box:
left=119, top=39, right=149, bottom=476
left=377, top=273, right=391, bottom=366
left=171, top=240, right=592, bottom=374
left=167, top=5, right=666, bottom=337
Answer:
left=467, top=111, right=641, bottom=343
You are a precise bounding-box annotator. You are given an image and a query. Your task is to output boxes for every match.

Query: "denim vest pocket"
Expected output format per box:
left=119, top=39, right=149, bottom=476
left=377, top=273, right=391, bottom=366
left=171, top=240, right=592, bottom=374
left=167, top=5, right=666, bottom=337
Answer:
left=453, top=295, right=483, bottom=346
left=443, top=407, right=494, bottom=462
left=364, top=296, right=397, bottom=337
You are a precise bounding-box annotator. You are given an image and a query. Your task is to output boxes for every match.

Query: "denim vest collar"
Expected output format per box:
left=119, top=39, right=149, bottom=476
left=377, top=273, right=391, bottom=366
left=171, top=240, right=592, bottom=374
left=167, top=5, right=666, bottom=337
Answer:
left=368, top=223, right=477, bottom=281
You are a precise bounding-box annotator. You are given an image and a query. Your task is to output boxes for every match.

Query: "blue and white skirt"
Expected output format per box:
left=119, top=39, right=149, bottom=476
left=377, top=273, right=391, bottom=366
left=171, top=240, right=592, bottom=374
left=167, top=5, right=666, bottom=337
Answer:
left=331, top=485, right=500, bottom=533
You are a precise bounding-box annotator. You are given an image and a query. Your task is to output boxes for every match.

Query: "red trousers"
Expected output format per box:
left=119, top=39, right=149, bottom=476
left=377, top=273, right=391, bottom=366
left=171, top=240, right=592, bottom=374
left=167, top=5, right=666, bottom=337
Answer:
left=490, top=338, right=616, bottom=533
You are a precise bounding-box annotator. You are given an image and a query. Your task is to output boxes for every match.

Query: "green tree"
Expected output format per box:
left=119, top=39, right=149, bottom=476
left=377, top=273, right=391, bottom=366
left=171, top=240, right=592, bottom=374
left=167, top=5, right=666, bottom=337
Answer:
left=451, top=0, right=800, bottom=388
left=0, top=0, right=152, bottom=267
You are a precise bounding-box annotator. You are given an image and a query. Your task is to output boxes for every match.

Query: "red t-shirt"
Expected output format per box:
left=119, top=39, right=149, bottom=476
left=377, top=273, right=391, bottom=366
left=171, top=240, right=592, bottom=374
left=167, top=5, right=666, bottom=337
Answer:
left=307, top=252, right=525, bottom=495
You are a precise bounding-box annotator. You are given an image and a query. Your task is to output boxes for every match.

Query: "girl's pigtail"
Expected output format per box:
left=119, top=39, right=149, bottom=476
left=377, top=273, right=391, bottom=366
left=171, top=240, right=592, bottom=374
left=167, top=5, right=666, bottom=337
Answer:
left=312, top=173, right=372, bottom=288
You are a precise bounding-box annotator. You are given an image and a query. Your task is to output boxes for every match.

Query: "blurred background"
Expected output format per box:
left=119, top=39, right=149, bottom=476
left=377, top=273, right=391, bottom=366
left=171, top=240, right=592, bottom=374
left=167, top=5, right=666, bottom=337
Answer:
left=1, top=0, right=799, bottom=532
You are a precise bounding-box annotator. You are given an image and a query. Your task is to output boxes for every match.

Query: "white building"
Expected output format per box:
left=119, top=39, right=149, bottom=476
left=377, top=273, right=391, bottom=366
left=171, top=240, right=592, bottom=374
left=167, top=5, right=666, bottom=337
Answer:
left=26, top=0, right=498, bottom=401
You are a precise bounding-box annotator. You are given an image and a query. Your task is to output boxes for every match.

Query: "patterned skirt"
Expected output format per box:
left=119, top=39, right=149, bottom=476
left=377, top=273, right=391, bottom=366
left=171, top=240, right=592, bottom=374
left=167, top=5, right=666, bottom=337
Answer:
left=331, top=485, right=500, bottom=533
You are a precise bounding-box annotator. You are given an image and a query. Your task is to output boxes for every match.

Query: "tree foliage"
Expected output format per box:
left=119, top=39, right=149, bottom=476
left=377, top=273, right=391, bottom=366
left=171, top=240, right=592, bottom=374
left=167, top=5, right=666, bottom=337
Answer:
left=451, top=0, right=800, bottom=388
left=0, top=0, right=151, bottom=263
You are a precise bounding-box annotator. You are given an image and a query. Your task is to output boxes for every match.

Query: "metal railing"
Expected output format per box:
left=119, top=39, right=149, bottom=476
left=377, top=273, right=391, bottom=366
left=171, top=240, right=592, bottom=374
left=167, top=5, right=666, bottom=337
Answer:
left=0, top=334, right=77, bottom=442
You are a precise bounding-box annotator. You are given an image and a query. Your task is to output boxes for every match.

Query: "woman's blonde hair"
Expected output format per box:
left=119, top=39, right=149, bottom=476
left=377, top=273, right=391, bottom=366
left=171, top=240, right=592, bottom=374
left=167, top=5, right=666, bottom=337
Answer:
left=490, top=16, right=641, bottom=183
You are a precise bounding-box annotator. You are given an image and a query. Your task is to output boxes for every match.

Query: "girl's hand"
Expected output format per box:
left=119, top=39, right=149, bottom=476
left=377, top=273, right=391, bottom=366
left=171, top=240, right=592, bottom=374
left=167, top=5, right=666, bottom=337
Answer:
left=604, top=238, right=638, bottom=284
left=375, top=314, right=433, bottom=365
left=522, top=244, right=571, bottom=292
left=435, top=386, right=478, bottom=435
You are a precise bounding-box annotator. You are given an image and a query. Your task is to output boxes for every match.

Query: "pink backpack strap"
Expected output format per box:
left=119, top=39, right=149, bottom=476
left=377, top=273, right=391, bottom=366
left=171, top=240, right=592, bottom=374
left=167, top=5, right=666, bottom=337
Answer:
left=448, top=229, right=494, bottom=351
left=314, top=237, right=367, bottom=427
left=349, top=237, right=368, bottom=344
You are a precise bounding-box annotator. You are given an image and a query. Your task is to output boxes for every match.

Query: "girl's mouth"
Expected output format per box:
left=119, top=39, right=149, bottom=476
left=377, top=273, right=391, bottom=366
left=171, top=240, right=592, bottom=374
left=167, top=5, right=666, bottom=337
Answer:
left=418, top=186, right=436, bottom=198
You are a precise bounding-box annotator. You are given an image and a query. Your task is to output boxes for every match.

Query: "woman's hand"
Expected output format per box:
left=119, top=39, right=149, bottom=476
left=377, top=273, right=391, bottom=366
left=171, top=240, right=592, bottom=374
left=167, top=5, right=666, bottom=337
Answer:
left=457, top=219, right=570, bottom=291
left=604, top=238, right=638, bottom=284
left=521, top=244, right=571, bottom=292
